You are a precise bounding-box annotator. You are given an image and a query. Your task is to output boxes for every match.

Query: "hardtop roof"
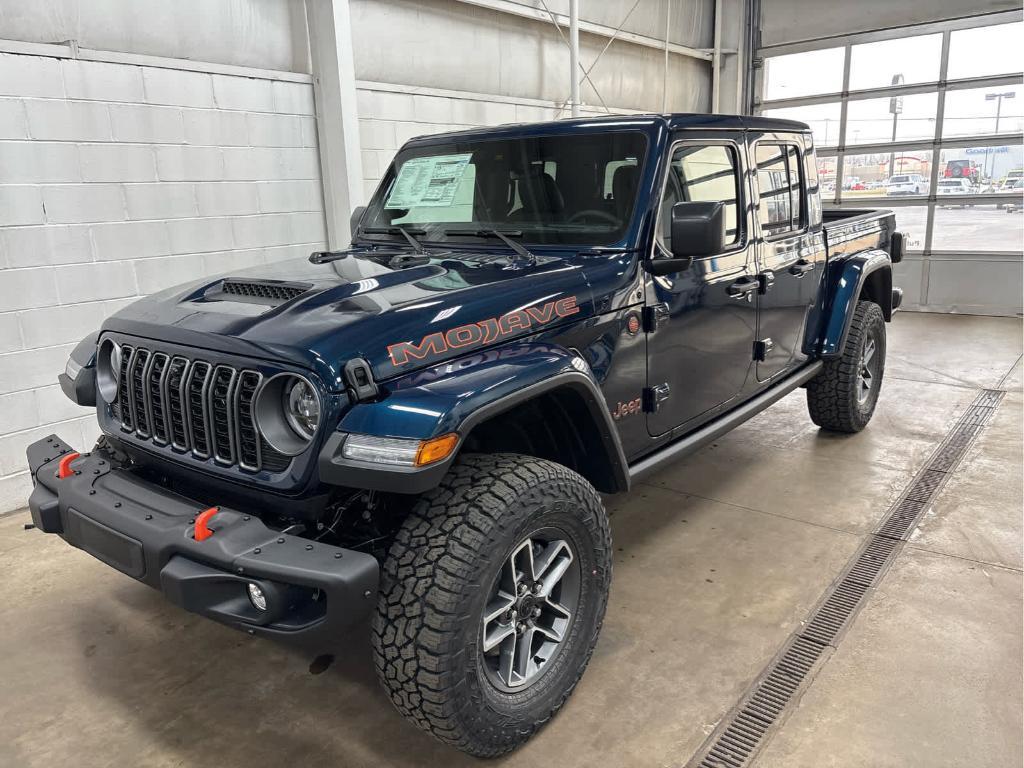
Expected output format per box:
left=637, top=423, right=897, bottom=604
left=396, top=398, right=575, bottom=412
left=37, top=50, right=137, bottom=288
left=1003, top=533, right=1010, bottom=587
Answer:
left=403, top=113, right=812, bottom=146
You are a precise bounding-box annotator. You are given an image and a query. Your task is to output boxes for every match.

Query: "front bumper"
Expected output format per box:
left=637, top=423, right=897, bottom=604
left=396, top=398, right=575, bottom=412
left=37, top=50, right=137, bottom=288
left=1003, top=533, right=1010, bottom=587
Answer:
left=26, top=435, right=378, bottom=652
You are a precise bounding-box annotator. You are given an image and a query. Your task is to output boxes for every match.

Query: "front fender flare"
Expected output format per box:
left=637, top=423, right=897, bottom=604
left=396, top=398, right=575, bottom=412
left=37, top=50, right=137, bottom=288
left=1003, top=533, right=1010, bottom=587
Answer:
left=319, top=342, right=629, bottom=494
left=812, top=250, right=893, bottom=359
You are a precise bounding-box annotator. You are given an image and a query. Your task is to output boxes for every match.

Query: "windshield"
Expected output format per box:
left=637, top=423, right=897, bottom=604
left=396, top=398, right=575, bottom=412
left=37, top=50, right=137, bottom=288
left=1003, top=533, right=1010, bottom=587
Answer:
left=889, top=176, right=911, bottom=183
left=358, top=131, right=649, bottom=247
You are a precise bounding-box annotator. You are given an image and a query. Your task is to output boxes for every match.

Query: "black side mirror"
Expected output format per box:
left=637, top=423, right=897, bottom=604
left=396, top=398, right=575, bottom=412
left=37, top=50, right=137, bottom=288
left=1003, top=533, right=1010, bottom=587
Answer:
left=349, top=205, right=367, bottom=238
left=647, top=201, right=727, bottom=276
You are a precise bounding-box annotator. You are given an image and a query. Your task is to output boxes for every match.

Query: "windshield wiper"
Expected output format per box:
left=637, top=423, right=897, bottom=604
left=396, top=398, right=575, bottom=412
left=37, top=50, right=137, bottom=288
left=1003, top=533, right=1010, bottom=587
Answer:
left=362, top=226, right=426, bottom=254
left=443, top=228, right=536, bottom=265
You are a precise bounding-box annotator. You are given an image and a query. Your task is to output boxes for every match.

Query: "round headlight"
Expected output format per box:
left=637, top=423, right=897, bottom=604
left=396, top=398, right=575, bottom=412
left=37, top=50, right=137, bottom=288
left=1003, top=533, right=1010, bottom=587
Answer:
left=254, top=373, right=322, bottom=456
left=284, top=377, right=320, bottom=439
left=96, top=338, right=122, bottom=404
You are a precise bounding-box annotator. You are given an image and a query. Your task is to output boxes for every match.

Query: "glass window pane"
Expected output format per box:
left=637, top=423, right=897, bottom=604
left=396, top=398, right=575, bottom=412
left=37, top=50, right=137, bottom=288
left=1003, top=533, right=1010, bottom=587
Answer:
left=890, top=206, right=928, bottom=251
left=943, top=86, right=1023, bottom=139
left=761, top=103, right=842, bottom=148
left=661, top=144, right=741, bottom=249
left=755, top=143, right=804, bottom=235
left=817, top=155, right=839, bottom=198
left=764, top=48, right=845, bottom=100
left=842, top=150, right=934, bottom=198
left=948, top=22, right=1024, bottom=80
left=849, top=34, right=942, bottom=91
left=932, top=205, right=1023, bottom=252
left=938, top=145, right=1024, bottom=193
left=846, top=93, right=938, bottom=145
left=756, top=144, right=791, bottom=233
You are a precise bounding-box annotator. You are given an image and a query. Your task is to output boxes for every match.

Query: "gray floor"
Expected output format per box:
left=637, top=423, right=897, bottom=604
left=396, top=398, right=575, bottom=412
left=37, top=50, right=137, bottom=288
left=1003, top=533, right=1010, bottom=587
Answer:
left=0, top=312, right=1020, bottom=768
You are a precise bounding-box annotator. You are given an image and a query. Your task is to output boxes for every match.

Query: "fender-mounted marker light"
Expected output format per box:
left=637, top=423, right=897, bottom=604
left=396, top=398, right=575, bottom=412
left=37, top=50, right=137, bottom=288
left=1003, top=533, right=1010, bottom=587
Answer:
left=194, top=507, right=220, bottom=541
left=414, top=433, right=459, bottom=467
left=57, top=452, right=81, bottom=480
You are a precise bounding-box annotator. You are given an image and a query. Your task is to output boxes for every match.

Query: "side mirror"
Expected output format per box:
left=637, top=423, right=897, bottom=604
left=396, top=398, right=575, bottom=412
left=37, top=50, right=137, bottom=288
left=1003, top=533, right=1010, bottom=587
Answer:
left=349, top=205, right=367, bottom=238
left=670, top=200, right=726, bottom=258
left=646, top=201, right=727, bottom=276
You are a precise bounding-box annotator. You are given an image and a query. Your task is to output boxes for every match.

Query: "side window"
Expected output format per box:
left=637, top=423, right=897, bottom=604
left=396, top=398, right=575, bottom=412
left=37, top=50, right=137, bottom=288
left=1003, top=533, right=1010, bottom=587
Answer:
left=755, top=142, right=805, bottom=237
left=659, top=144, right=741, bottom=251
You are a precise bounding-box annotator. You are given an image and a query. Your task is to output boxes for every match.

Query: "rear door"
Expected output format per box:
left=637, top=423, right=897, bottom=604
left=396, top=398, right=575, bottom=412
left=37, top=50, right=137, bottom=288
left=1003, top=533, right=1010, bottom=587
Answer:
left=750, top=133, right=825, bottom=381
left=645, top=133, right=757, bottom=436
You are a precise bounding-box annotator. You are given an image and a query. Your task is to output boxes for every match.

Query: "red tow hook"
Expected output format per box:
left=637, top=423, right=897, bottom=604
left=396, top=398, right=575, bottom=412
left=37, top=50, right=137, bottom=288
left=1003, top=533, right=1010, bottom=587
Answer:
left=194, top=507, right=220, bottom=541
left=57, top=452, right=81, bottom=480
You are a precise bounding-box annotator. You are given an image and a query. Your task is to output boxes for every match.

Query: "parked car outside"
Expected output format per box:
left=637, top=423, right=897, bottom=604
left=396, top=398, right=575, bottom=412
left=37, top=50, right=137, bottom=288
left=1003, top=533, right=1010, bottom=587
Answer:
left=886, top=173, right=927, bottom=196
left=937, top=178, right=974, bottom=207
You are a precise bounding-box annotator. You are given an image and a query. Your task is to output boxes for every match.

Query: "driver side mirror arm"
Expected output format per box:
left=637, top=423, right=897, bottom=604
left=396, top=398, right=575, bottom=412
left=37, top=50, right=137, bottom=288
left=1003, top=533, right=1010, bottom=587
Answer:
left=645, top=256, right=693, bottom=276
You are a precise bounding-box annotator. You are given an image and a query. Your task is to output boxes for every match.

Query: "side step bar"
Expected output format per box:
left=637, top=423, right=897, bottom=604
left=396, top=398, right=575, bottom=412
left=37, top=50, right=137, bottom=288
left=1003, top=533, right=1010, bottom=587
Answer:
left=629, top=361, right=823, bottom=484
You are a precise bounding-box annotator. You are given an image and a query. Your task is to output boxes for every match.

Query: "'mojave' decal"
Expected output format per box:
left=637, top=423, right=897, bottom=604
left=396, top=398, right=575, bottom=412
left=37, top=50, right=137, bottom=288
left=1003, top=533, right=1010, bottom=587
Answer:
left=388, top=296, right=580, bottom=367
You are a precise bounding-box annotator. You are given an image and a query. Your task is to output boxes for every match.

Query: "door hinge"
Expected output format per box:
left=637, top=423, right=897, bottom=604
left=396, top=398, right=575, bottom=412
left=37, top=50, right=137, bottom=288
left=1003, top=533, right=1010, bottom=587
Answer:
left=758, top=271, right=774, bottom=294
left=643, top=383, right=671, bottom=412
left=642, top=303, right=670, bottom=332
left=753, top=338, right=774, bottom=362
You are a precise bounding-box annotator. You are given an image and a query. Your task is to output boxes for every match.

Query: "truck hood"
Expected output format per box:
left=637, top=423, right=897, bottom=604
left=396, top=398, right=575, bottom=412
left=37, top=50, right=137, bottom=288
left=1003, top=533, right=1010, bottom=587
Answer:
left=102, top=251, right=596, bottom=391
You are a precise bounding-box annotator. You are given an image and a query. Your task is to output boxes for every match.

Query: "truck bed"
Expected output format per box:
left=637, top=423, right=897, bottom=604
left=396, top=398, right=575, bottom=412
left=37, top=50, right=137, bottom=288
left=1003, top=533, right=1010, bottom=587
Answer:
left=822, top=208, right=897, bottom=260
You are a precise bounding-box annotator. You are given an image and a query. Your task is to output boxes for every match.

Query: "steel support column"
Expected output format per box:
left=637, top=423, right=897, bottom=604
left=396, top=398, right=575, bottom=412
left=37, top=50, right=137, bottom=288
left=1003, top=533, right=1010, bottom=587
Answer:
left=306, top=0, right=363, bottom=249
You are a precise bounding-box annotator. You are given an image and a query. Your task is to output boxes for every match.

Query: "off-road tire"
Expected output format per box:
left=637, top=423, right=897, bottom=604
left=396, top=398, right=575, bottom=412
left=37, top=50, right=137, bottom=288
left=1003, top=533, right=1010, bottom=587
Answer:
left=372, top=453, right=612, bottom=757
left=807, top=299, right=886, bottom=432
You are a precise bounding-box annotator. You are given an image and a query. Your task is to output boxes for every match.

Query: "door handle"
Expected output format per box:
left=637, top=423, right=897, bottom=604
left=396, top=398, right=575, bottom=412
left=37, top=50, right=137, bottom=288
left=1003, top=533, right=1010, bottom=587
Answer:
left=728, top=277, right=759, bottom=299
left=789, top=259, right=814, bottom=276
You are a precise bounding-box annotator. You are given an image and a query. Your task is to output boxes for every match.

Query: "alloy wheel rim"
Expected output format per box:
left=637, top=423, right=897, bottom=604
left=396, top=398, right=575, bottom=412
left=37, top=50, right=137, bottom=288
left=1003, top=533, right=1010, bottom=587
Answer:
left=481, top=532, right=580, bottom=691
left=858, top=335, right=878, bottom=404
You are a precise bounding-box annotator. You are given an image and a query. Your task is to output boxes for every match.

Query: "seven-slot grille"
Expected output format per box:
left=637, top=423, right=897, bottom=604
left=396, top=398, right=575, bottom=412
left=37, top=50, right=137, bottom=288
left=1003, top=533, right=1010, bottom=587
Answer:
left=113, top=344, right=284, bottom=473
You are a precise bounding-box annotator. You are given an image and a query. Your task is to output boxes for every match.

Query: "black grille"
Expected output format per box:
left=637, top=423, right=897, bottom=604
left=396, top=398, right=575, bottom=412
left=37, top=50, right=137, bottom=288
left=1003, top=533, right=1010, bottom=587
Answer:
left=208, top=366, right=238, bottom=465
left=130, top=349, right=151, bottom=438
left=221, top=280, right=308, bottom=302
left=113, top=346, right=290, bottom=474
left=237, top=372, right=262, bottom=471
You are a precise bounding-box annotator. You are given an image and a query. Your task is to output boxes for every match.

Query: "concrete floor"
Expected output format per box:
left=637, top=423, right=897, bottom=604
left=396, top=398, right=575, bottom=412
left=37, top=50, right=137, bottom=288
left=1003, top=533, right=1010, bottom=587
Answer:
left=0, top=312, right=1020, bottom=768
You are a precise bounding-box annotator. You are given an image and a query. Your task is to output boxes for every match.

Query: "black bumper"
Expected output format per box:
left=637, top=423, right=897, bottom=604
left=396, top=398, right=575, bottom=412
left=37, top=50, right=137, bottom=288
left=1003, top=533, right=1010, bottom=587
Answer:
left=26, top=435, right=378, bottom=653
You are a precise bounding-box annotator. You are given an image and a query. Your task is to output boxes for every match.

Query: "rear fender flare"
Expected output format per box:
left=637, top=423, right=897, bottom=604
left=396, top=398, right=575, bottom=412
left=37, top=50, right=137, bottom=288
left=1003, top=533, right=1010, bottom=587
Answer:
left=812, top=250, right=893, bottom=359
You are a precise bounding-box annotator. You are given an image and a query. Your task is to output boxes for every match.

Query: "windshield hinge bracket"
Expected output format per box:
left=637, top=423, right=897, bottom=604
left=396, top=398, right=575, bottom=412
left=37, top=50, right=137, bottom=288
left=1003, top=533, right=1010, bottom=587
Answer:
left=642, top=303, right=670, bottom=333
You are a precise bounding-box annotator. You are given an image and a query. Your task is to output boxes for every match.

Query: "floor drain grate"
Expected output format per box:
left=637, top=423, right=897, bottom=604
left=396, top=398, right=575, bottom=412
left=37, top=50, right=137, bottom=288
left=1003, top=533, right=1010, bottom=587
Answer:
left=686, top=388, right=1004, bottom=768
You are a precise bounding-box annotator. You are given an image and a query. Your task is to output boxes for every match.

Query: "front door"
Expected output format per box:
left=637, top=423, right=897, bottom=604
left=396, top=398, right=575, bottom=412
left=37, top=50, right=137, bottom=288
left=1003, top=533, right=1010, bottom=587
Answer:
left=750, top=136, right=825, bottom=380
left=645, top=135, right=757, bottom=436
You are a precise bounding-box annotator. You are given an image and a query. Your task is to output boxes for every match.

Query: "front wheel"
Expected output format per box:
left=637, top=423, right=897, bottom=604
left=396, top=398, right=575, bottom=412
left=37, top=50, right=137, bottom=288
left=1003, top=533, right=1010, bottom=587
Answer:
left=372, top=453, right=612, bottom=757
left=806, top=299, right=886, bottom=432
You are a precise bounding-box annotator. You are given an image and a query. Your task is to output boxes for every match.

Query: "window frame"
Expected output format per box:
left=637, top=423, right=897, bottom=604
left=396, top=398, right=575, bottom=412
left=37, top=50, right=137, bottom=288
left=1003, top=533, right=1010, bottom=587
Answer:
left=652, top=137, right=748, bottom=258
left=752, top=138, right=808, bottom=241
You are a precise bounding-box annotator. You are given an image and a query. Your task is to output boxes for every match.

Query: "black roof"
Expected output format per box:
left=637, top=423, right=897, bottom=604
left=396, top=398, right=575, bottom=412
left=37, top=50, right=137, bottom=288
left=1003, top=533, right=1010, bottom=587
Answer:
left=404, top=112, right=811, bottom=146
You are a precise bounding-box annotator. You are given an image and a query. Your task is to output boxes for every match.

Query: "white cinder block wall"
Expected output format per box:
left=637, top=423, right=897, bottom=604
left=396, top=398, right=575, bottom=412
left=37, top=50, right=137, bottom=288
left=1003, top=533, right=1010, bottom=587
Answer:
left=0, top=52, right=326, bottom=511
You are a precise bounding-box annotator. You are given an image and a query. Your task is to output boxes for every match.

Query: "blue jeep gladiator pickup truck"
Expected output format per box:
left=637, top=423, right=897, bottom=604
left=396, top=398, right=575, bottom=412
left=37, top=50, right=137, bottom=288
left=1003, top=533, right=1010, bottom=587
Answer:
left=28, top=114, right=903, bottom=757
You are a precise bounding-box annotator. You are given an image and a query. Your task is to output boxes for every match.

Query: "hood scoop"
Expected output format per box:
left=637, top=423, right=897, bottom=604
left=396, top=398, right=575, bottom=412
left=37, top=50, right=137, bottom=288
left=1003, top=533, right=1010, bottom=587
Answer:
left=204, top=278, right=313, bottom=307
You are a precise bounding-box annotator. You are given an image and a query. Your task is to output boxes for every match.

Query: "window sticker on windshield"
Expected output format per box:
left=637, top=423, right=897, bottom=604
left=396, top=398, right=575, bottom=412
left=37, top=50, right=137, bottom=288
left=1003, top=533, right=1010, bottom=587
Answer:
left=385, top=154, right=473, bottom=209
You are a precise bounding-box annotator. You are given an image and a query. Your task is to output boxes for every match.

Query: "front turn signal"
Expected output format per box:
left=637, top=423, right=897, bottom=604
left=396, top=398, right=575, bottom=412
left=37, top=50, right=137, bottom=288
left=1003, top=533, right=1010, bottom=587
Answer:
left=415, top=433, right=459, bottom=467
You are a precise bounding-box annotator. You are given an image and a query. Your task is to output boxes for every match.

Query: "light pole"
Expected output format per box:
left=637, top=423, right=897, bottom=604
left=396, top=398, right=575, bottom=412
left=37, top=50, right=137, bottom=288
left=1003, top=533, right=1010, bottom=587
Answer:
left=984, top=91, right=1015, bottom=182
left=887, top=73, right=904, bottom=181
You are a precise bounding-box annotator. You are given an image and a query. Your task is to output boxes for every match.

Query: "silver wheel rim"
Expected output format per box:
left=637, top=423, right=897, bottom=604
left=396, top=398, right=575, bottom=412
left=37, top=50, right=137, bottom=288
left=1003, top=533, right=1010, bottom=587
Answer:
left=858, top=335, right=878, bottom=404
left=481, top=532, right=580, bottom=691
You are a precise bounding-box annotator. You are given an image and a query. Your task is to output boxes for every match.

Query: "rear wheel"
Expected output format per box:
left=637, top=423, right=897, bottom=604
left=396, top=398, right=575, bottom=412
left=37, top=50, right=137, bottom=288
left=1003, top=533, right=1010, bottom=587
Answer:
left=807, top=299, right=886, bottom=433
left=372, top=453, right=612, bottom=757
